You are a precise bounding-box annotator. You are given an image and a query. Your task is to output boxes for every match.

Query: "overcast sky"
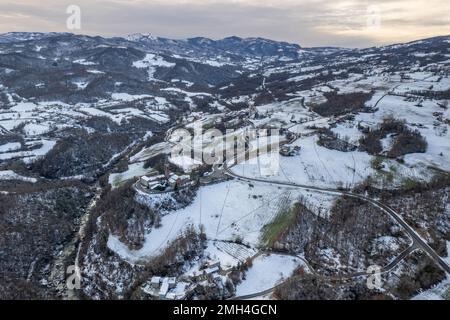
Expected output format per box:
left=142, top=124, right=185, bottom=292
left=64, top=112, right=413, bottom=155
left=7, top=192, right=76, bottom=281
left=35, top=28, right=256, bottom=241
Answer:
left=1, top=0, right=449, bottom=48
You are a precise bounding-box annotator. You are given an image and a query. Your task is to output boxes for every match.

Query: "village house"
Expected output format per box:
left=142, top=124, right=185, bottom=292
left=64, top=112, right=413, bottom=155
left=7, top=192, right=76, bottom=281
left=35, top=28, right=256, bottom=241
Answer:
left=139, top=174, right=165, bottom=188
left=202, top=261, right=221, bottom=276
left=150, top=276, right=161, bottom=289
left=204, top=266, right=220, bottom=276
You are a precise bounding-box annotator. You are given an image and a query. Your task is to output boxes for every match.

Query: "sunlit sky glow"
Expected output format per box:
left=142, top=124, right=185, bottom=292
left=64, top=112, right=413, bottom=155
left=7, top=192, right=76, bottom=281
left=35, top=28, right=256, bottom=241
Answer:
left=1, top=0, right=449, bottom=47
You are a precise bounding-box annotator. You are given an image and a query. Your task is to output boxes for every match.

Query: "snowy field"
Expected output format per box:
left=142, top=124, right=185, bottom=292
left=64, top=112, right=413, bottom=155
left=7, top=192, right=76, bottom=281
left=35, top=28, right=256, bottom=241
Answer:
left=0, top=142, right=21, bottom=152
left=0, top=139, right=56, bottom=163
left=355, top=94, right=450, bottom=171
left=232, top=84, right=450, bottom=189
left=107, top=179, right=337, bottom=263
left=235, top=253, right=308, bottom=296
left=0, top=96, right=171, bottom=138
left=250, top=100, right=314, bottom=129
left=108, top=162, right=154, bottom=188
left=0, top=96, right=174, bottom=164
left=185, top=240, right=257, bottom=277
left=231, top=135, right=429, bottom=189
left=0, top=170, right=37, bottom=183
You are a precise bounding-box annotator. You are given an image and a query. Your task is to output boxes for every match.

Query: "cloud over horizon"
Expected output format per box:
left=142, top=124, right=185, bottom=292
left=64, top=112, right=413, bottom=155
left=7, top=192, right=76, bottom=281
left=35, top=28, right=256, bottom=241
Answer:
left=0, top=0, right=449, bottom=48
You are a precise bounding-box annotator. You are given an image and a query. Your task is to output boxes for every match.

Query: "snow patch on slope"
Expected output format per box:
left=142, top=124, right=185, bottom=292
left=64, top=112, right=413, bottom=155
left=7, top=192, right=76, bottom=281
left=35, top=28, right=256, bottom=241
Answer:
left=132, top=54, right=175, bottom=81
left=0, top=170, right=37, bottom=183
left=236, top=253, right=307, bottom=296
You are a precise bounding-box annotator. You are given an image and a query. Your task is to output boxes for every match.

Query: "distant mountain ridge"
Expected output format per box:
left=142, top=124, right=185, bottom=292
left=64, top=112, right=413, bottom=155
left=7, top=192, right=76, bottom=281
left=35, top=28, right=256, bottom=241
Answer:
left=0, top=32, right=301, bottom=59
left=0, top=31, right=449, bottom=107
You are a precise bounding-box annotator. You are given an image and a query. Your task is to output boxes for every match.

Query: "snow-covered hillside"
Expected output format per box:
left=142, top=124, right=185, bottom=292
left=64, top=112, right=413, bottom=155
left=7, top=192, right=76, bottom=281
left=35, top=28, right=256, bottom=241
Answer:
left=1, top=32, right=450, bottom=301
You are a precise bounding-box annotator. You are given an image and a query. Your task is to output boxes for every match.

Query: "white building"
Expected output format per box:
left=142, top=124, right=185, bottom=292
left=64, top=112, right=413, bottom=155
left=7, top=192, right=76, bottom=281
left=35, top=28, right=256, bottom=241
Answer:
left=150, top=276, right=161, bottom=288
left=204, top=266, right=220, bottom=276
left=159, top=279, right=170, bottom=299
left=140, top=174, right=165, bottom=188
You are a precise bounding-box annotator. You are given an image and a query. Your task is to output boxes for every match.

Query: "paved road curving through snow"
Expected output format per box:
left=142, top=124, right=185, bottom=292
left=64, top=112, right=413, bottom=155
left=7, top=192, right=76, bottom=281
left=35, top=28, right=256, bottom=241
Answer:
left=225, top=165, right=450, bottom=276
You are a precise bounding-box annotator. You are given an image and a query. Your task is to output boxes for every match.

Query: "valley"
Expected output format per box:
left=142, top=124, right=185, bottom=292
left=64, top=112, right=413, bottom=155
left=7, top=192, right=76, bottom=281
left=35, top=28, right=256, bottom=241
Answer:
left=0, top=32, right=450, bottom=300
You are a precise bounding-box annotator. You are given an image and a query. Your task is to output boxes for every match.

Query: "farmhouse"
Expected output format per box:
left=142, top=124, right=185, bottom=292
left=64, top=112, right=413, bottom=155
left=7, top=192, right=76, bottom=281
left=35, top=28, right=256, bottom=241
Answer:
left=139, top=174, right=165, bottom=188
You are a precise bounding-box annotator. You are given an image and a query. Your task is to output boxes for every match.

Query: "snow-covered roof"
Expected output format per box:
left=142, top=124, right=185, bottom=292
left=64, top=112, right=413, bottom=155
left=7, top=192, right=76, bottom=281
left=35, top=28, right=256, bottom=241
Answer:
left=166, top=293, right=176, bottom=300
left=150, top=183, right=166, bottom=190
left=160, top=280, right=169, bottom=296
left=204, top=266, right=220, bottom=274
left=150, top=276, right=161, bottom=284
left=141, top=174, right=165, bottom=182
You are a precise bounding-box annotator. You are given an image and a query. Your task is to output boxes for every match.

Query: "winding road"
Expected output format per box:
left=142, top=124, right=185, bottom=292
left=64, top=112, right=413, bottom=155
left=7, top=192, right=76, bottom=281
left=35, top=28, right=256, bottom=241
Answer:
left=156, top=89, right=450, bottom=299
left=225, top=166, right=450, bottom=275
left=223, top=159, right=450, bottom=299
left=230, top=245, right=419, bottom=300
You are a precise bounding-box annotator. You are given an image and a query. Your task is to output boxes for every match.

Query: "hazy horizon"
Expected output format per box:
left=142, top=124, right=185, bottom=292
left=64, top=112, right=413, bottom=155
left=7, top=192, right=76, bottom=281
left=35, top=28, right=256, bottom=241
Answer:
left=2, top=30, right=450, bottom=49
left=1, top=0, right=450, bottom=48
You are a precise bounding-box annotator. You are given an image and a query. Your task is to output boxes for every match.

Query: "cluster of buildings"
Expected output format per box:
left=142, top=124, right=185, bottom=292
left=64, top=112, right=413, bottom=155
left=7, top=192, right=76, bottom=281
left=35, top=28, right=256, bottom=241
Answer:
left=139, top=168, right=191, bottom=192
left=142, top=276, right=188, bottom=300
left=141, top=261, right=223, bottom=300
